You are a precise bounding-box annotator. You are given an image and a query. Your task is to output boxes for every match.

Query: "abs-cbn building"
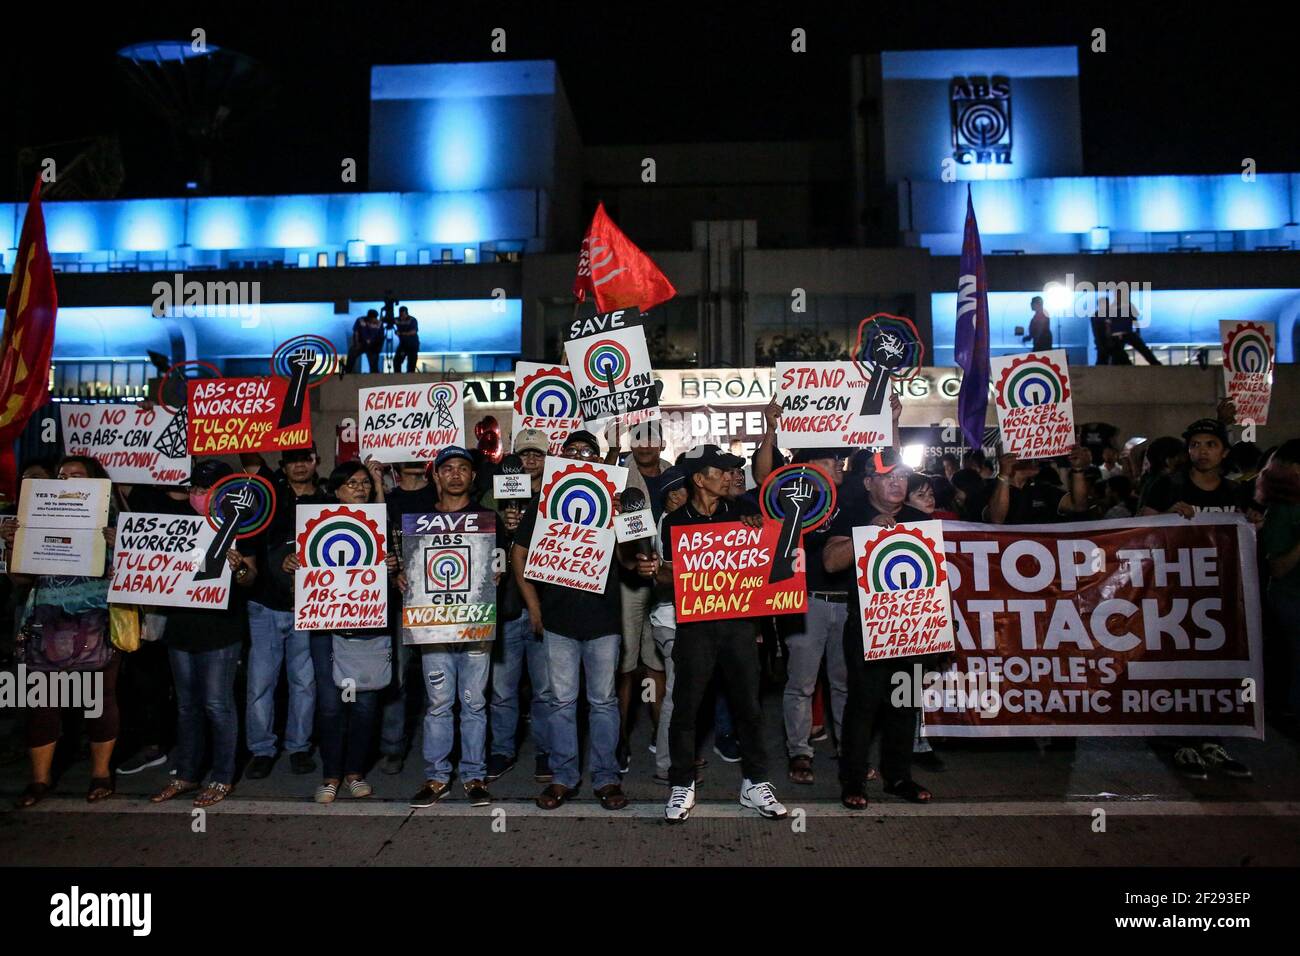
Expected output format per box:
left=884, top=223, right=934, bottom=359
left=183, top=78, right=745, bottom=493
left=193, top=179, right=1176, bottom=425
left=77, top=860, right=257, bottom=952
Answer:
left=9, top=47, right=1298, bottom=464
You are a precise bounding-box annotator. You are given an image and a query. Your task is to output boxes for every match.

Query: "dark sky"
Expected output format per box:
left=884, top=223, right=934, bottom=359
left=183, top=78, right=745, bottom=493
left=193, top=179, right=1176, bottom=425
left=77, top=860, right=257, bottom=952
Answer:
left=2, top=0, right=1295, bottom=199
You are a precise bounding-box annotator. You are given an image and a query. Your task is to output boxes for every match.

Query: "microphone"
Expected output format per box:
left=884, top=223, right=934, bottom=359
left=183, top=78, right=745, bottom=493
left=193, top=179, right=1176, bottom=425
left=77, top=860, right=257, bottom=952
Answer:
left=620, top=487, right=655, bottom=558
left=499, top=454, right=523, bottom=475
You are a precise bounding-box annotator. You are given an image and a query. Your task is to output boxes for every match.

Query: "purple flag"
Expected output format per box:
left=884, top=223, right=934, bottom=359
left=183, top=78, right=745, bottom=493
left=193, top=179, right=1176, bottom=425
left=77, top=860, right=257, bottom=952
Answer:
left=954, top=188, right=990, bottom=452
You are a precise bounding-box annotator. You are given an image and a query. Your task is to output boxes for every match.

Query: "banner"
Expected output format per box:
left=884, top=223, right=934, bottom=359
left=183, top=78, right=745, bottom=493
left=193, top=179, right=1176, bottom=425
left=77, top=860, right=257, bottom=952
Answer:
left=358, top=382, right=465, bottom=462
left=850, top=520, right=955, bottom=661
left=1220, top=320, right=1273, bottom=426
left=61, top=403, right=190, bottom=485
left=11, top=478, right=111, bottom=577
left=107, top=512, right=232, bottom=609
left=564, top=309, right=659, bottom=429
left=924, top=516, right=1264, bottom=738
left=990, top=349, right=1077, bottom=459
left=293, top=503, right=389, bottom=630
left=774, top=362, right=891, bottom=448
left=512, top=362, right=582, bottom=453
left=399, top=510, right=498, bottom=644
left=671, top=520, right=807, bottom=622
left=187, top=377, right=313, bottom=454
left=523, top=458, right=627, bottom=593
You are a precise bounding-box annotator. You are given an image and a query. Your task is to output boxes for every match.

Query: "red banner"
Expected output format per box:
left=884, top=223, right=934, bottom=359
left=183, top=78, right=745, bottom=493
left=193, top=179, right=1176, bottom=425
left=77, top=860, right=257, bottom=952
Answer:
left=922, top=516, right=1263, bottom=738
left=187, top=377, right=313, bottom=454
left=672, top=520, right=806, bottom=622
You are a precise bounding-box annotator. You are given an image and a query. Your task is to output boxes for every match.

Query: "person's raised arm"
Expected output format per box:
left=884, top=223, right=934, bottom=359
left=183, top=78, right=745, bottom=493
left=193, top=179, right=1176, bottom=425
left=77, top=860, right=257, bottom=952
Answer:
left=752, top=398, right=782, bottom=486
left=1062, top=446, right=1091, bottom=514
left=987, top=454, right=1017, bottom=525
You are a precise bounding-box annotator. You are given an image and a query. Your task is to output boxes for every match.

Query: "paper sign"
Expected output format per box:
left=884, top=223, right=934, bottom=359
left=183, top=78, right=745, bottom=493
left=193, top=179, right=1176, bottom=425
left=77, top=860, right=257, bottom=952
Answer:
left=850, top=520, right=955, bottom=661
left=12, top=528, right=105, bottom=577
left=671, top=520, right=807, bottom=622
left=107, top=512, right=233, bottom=609
left=1221, top=320, right=1274, bottom=426
left=358, top=382, right=466, bottom=462
left=524, top=457, right=627, bottom=593
left=61, top=404, right=190, bottom=485
left=614, top=509, right=656, bottom=543
left=513, top=362, right=582, bottom=453
left=293, top=503, right=389, bottom=630
left=775, top=362, right=891, bottom=449
left=187, top=377, right=313, bottom=454
left=564, top=310, right=659, bottom=429
left=990, top=349, right=1077, bottom=459
left=18, top=478, right=111, bottom=529
left=399, top=510, right=498, bottom=644
left=493, top=473, right=531, bottom=499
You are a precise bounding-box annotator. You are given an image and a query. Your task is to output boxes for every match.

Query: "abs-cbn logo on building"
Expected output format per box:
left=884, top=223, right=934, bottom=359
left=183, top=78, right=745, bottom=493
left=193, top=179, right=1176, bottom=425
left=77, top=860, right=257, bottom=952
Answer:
left=950, top=75, right=1012, bottom=165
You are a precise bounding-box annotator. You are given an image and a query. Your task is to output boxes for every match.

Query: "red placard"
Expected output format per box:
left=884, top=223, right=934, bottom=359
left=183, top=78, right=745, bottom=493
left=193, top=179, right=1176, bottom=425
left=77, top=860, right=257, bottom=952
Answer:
left=671, top=519, right=806, bottom=623
left=187, top=377, right=313, bottom=455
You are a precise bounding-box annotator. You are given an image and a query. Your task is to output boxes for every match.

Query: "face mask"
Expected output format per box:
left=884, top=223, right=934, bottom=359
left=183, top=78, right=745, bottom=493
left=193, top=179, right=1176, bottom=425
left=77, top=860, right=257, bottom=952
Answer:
left=188, top=490, right=211, bottom=514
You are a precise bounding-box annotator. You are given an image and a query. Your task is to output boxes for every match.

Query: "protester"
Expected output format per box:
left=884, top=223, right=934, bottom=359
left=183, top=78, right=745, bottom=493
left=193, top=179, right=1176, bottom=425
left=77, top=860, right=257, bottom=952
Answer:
left=1099, top=446, right=1124, bottom=479
left=985, top=446, right=1089, bottom=524
left=646, top=467, right=689, bottom=783
left=1101, top=475, right=1138, bottom=518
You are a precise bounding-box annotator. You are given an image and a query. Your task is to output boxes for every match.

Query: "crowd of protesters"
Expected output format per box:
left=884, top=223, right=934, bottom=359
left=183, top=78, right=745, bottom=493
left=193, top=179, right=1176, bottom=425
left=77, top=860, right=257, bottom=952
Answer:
left=2, top=387, right=1297, bottom=822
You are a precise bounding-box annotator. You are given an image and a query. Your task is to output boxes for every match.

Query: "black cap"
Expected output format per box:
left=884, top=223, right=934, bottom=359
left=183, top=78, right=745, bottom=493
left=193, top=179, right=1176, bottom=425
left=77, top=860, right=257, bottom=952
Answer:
left=657, top=466, right=687, bottom=507
left=190, top=458, right=234, bottom=488
left=280, top=443, right=318, bottom=464
left=562, top=430, right=601, bottom=454
left=792, top=447, right=851, bottom=464
left=1183, top=418, right=1229, bottom=446
left=680, top=444, right=745, bottom=477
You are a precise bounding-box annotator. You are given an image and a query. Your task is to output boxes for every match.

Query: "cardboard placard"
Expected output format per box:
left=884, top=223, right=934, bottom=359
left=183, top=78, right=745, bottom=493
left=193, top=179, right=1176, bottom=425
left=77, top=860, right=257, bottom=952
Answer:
left=358, top=382, right=466, bottom=462
left=513, top=362, right=583, bottom=453
left=564, top=310, right=659, bottom=429
left=523, top=458, right=627, bottom=593
left=492, top=473, right=531, bottom=499
left=107, top=512, right=233, bottom=609
left=187, top=377, right=313, bottom=454
left=990, top=349, right=1077, bottom=459
left=11, top=528, right=105, bottom=577
left=399, top=510, right=498, bottom=644
left=671, top=520, right=807, bottom=622
left=293, top=503, right=389, bottom=630
left=614, top=509, right=656, bottom=543
left=61, top=403, right=190, bottom=485
left=17, top=478, right=111, bottom=529
left=850, top=520, right=955, bottom=661
left=774, top=362, right=891, bottom=448
left=1220, top=320, right=1274, bottom=426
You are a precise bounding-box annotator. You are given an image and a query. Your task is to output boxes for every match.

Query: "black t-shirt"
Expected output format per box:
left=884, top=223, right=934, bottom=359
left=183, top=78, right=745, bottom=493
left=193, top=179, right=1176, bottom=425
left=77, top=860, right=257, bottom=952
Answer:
left=992, top=481, right=1067, bottom=525
left=165, top=520, right=257, bottom=653
left=387, top=485, right=439, bottom=523
left=804, top=505, right=848, bottom=593
left=659, top=496, right=746, bottom=562
left=516, top=506, right=621, bottom=640
left=1141, top=471, right=1240, bottom=515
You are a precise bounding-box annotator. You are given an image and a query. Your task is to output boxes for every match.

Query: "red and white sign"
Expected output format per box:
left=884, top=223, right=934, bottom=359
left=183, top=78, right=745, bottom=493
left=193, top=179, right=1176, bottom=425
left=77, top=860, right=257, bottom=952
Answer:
left=851, top=520, right=955, bottom=661
left=774, top=362, right=891, bottom=449
left=990, top=350, right=1076, bottom=459
left=358, top=382, right=466, bottom=463
left=512, top=362, right=582, bottom=454
left=1220, top=320, right=1274, bottom=426
left=293, top=503, right=389, bottom=630
left=187, top=377, right=313, bottom=455
left=61, top=404, right=190, bottom=485
left=108, top=512, right=232, bottom=610
left=672, top=520, right=807, bottom=623
left=523, top=458, right=627, bottom=593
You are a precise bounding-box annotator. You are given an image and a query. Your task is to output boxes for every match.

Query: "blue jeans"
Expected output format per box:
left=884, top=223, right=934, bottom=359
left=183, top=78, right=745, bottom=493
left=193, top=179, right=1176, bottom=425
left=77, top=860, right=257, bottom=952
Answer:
left=380, top=634, right=417, bottom=758
left=490, top=612, right=554, bottom=759
left=420, top=643, right=491, bottom=783
left=310, top=633, right=380, bottom=779
left=545, top=631, right=621, bottom=790
left=168, top=642, right=240, bottom=785
left=245, top=602, right=315, bottom=757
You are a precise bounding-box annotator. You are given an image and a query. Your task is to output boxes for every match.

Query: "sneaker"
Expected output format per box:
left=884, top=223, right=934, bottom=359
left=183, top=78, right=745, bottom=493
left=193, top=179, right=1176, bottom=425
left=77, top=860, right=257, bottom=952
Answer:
left=617, top=741, right=631, bottom=774
left=713, top=735, right=741, bottom=763
left=1200, top=743, right=1252, bottom=779
left=116, top=746, right=167, bottom=776
left=1174, top=746, right=1208, bottom=779
left=313, top=782, right=337, bottom=804
left=378, top=754, right=404, bottom=775
left=739, top=779, right=788, bottom=819
left=534, top=754, right=553, bottom=783
left=345, top=777, right=373, bottom=798
left=913, top=751, right=946, bottom=772
left=486, top=753, right=516, bottom=782
left=245, top=755, right=275, bottom=780
left=664, top=782, right=696, bottom=822
left=464, top=780, right=492, bottom=806
left=289, top=751, right=316, bottom=775
left=409, top=780, right=451, bottom=807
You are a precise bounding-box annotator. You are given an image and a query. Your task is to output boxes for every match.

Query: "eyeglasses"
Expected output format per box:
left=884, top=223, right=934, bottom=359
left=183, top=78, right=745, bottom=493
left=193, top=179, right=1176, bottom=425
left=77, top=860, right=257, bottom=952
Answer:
left=343, top=478, right=373, bottom=490
left=567, top=446, right=598, bottom=459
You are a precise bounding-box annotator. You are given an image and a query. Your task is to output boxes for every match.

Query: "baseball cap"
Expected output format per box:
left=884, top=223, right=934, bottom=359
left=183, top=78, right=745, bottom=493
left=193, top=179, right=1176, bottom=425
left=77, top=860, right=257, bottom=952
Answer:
left=562, top=430, right=601, bottom=454
left=863, top=447, right=911, bottom=476
left=190, top=458, right=234, bottom=489
left=280, top=443, right=317, bottom=464
left=792, top=447, right=851, bottom=464
left=514, top=428, right=549, bottom=455
left=657, top=467, right=687, bottom=507
left=680, top=444, right=745, bottom=477
left=1183, top=418, right=1229, bottom=446
left=434, top=445, right=475, bottom=469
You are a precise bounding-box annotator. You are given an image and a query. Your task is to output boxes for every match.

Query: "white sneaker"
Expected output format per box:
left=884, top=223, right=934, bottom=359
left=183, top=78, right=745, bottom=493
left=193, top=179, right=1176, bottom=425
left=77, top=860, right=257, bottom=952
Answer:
left=664, top=782, right=696, bottom=823
left=739, top=779, right=788, bottom=819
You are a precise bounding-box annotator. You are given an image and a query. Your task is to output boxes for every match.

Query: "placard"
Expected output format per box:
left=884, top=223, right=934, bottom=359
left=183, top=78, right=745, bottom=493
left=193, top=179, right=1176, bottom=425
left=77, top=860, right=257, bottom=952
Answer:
left=107, top=512, right=233, bottom=609
left=614, top=509, right=655, bottom=543
left=11, top=527, right=105, bottom=577
left=990, top=350, right=1077, bottom=459
left=492, top=473, right=531, bottom=499
left=187, top=377, right=313, bottom=454
left=513, top=362, right=582, bottom=453
left=293, top=503, right=389, bottom=630
left=61, top=404, right=190, bottom=485
left=523, top=458, right=628, bottom=593
left=399, top=510, right=498, bottom=644
left=1220, top=320, right=1273, bottom=426
left=850, top=520, right=956, bottom=661
left=17, top=478, right=111, bottom=529
left=774, top=362, right=891, bottom=449
left=671, top=520, right=807, bottom=622
left=358, top=382, right=466, bottom=462
left=564, top=309, right=659, bottom=429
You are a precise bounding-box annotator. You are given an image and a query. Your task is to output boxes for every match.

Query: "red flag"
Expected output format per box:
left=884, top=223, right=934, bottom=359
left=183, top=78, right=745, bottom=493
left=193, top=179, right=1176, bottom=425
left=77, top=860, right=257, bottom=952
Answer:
left=0, top=177, right=58, bottom=501
left=573, top=201, right=676, bottom=313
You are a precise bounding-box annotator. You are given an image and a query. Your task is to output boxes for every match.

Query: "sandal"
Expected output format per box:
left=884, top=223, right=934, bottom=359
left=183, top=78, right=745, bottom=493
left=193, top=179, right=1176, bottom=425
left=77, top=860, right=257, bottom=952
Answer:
left=193, top=782, right=233, bottom=808
left=149, top=779, right=198, bottom=803
left=840, top=789, right=869, bottom=810
left=534, top=783, right=577, bottom=810
left=87, top=776, right=114, bottom=803
left=883, top=778, right=932, bottom=803
left=594, top=783, right=629, bottom=810
left=788, top=755, right=815, bottom=785
left=15, top=782, right=50, bottom=809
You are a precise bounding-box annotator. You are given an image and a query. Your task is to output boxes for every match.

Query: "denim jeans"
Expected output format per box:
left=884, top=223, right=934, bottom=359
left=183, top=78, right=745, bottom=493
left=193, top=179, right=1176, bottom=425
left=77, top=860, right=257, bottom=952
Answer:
left=380, top=634, right=417, bottom=758
left=168, top=642, right=240, bottom=785
left=245, top=602, right=315, bottom=757
left=310, top=633, right=381, bottom=779
left=782, top=596, right=849, bottom=757
left=652, top=626, right=676, bottom=776
left=420, top=643, right=491, bottom=783
left=489, top=612, right=554, bottom=759
left=545, top=631, right=621, bottom=790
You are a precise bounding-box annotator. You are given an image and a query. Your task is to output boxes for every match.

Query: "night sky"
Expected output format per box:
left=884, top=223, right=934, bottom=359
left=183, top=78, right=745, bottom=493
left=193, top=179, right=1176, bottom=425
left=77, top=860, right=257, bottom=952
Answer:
left=2, top=0, right=1294, bottom=200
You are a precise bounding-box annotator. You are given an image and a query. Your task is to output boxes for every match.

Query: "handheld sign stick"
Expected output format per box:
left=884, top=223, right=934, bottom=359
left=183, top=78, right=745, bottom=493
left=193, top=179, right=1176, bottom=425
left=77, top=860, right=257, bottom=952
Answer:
left=860, top=328, right=907, bottom=416
left=277, top=346, right=316, bottom=428
left=196, top=486, right=252, bottom=581
left=620, top=487, right=655, bottom=558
